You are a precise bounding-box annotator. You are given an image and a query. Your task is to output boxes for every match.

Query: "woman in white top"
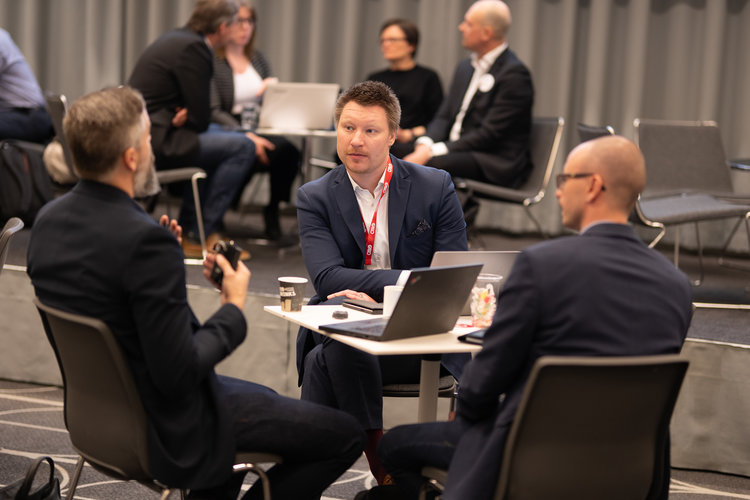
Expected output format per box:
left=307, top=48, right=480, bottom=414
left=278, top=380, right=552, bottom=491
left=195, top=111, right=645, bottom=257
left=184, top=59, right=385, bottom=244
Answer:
left=211, top=2, right=299, bottom=240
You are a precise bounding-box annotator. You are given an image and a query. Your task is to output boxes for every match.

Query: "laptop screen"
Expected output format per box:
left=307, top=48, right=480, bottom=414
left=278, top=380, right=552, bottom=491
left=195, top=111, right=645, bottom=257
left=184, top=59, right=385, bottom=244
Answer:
left=258, top=82, right=339, bottom=131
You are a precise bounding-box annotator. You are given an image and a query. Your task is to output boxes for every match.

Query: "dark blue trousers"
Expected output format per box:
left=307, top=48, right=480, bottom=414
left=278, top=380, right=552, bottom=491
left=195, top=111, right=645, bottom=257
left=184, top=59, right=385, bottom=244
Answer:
left=190, top=375, right=365, bottom=500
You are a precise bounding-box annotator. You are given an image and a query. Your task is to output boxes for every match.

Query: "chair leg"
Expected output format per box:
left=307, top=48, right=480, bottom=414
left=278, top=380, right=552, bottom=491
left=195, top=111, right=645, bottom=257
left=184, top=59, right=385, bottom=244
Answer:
left=646, top=222, right=667, bottom=249
left=65, top=456, right=85, bottom=500
left=718, top=213, right=750, bottom=273
left=694, top=222, right=705, bottom=286
left=523, top=204, right=546, bottom=238
left=672, top=224, right=704, bottom=286
left=234, top=463, right=273, bottom=500
left=191, top=172, right=208, bottom=259
left=158, top=488, right=186, bottom=499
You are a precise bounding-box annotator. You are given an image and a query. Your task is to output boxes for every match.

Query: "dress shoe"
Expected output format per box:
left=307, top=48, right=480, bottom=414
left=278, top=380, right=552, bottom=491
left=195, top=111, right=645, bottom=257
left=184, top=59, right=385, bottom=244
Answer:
left=181, top=237, right=204, bottom=259
left=263, top=205, right=282, bottom=240
left=353, top=485, right=408, bottom=500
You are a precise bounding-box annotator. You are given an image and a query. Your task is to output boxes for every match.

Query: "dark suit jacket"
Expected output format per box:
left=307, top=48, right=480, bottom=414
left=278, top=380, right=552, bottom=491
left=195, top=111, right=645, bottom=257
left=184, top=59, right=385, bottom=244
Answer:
left=128, top=27, right=213, bottom=167
left=27, top=181, right=246, bottom=489
left=426, top=48, right=534, bottom=187
left=295, top=156, right=468, bottom=377
left=445, top=223, right=693, bottom=500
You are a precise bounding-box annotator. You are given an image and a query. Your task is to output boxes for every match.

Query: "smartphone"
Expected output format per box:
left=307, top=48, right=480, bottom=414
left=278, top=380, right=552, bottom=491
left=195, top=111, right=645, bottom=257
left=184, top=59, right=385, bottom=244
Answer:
left=458, top=329, right=486, bottom=344
left=342, top=299, right=384, bottom=315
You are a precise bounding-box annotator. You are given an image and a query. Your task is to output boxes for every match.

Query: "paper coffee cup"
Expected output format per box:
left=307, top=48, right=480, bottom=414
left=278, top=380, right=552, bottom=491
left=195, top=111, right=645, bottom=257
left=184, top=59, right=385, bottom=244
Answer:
left=278, top=276, right=308, bottom=312
left=383, top=285, right=404, bottom=317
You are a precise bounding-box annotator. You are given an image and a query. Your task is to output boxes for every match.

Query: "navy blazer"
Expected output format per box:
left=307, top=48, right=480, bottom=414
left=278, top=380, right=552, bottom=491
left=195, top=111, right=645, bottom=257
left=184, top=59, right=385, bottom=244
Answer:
left=129, top=27, right=214, bottom=167
left=427, top=48, right=534, bottom=187
left=295, top=157, right=468, bottom=377
left=445, top=223, right=693, bottom=500
left=27, top=181, right=246, bottom=489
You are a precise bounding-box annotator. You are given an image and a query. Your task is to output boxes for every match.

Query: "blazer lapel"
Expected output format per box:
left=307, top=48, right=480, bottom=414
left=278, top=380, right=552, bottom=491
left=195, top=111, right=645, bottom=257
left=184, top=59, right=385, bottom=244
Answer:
left=388, top=158, right=410, bottom=263
left=331, top=168, right=367, bottom=256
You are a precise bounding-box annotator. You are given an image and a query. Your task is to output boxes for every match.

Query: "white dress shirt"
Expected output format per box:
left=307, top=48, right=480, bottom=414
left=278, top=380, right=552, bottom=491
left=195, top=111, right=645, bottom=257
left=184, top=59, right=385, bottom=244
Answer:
left=347, top=168, right=391, bottom=270
left=417, top=42, right=507, bottom=157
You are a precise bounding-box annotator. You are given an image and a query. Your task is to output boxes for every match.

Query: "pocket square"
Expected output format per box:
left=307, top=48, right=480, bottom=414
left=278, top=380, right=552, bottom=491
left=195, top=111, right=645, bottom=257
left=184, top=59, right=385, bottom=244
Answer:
left=408, top=219, right=432, bottom=237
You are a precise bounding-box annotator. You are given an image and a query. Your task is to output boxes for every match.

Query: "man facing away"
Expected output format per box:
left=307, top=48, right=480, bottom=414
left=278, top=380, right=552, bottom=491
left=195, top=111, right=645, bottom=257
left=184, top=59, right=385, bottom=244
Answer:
left=295, top=81, right=468, bottom=484
left=128, top=0, right=254, bottom=258
left=360, top=136, right=693, bottom=500
left=404, top=0, right=534, bottom=196
left=27, top=86, right=364, bottom=500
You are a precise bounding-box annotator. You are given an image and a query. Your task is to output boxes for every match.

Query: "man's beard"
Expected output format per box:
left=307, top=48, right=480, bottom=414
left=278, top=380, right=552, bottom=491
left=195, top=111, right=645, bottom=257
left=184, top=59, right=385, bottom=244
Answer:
left=133, top=153, right=161, bottom=198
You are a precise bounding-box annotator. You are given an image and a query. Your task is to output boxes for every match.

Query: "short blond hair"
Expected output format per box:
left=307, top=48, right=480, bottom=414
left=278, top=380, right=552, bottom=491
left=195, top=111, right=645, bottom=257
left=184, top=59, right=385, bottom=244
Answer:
left=63, top=86, right=145, bottom=178
left=335, top=81, right=401, bottom=134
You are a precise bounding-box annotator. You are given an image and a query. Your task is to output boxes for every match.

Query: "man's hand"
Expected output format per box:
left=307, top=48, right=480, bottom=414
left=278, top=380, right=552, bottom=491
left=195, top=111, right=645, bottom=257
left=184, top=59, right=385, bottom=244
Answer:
left=203, top=253, right=250, bottom=309
left=172, top=107, right=187, bottom=128
left=159, top=215, right=182, bottom=245
left=245, top=132, right=276, bottom=165
left=327, top=289, right=375, bottom=302
left=396, top=128, right=414, bottom=143
left=403, top=143, right=432, bottom=165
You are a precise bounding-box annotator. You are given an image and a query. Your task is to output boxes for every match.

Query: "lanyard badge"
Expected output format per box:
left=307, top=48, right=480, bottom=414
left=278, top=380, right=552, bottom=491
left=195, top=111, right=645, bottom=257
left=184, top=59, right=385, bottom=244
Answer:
left=362, top=158, right=393, bottom=266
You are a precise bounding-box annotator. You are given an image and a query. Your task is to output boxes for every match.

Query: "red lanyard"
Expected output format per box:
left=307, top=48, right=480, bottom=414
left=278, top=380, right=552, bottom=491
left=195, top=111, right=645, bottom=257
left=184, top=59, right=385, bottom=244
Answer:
left=362, top=158, right=393, bottom=266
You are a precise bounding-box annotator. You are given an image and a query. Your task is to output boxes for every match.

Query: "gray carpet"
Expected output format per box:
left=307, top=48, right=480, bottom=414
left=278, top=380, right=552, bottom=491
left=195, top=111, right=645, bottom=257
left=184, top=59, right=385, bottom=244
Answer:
left=0, top=380, right=374, bottom=499
left=2, top=379, right=750, bottom=499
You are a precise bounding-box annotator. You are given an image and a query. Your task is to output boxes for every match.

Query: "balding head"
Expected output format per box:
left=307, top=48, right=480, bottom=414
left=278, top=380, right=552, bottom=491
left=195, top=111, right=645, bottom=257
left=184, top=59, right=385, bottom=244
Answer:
left=471, top=0, right=512, bottom=41
left=461, top=1, right=512, bottom=54
left=557, top=136, right=646, bottom=230
left=577, top=135, right=645, bottom=212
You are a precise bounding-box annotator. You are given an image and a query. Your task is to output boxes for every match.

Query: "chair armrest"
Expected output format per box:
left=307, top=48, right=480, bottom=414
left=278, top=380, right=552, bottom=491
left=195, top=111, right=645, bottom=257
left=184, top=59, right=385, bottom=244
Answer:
left=455, top=178, right=537, bottom=204
left=156, top=167, right=206, bottom=184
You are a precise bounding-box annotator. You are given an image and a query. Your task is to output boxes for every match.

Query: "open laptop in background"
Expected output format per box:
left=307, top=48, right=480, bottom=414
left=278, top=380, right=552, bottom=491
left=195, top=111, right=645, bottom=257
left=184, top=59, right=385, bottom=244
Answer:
left=431, top=251, right=520, bottom=315
left=257, top=82, right=339, bottom=131
left=319, top=264, right=482, bottom=341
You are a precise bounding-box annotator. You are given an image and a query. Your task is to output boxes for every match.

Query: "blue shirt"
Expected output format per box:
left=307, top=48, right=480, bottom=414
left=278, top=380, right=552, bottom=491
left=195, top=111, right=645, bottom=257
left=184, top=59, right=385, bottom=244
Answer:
left=0, top=29, right=45, bottom=111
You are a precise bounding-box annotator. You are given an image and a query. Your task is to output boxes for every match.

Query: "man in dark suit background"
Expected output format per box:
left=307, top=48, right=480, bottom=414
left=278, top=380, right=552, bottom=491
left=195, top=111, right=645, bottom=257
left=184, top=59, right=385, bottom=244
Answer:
left=128, top=0, right=254, bottom=258
left=295, top=81, right=468, bottom=484
left=362, top=136, right=693, bottom=500
left=27, top=86, right=364, bottom=500
left=404, top=0, right=533, bottom=191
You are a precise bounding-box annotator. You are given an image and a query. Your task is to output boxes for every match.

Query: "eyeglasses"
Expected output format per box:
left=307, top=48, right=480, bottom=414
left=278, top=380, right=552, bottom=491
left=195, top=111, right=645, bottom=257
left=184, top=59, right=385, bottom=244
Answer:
left=379, top=37, right=407, bottom=44
left=555, top=172, right=605, bottom=190
left=236, top=17, right=254, bottom=25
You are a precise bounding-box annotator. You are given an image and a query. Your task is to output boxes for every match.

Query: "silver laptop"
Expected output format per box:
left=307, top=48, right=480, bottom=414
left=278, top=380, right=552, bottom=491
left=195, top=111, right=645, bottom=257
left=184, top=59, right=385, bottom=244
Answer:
left=319, top=264, right=482, bottom=341
left=257, top=82, right=339, bottom=131
left=431, top=251, right=519, bottom=315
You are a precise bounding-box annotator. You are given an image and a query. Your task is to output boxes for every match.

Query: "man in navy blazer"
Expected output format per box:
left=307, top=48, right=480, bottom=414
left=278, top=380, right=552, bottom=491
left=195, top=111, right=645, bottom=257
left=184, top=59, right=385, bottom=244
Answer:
left=363, top=136, right=693, bottom=499
left=128, top=0, right=255, bottom=257
left=296, top=81, right=468, bottom=484
left=28, top=86, right=364, bottom=500
left=404, top=0, right=533, bottom=189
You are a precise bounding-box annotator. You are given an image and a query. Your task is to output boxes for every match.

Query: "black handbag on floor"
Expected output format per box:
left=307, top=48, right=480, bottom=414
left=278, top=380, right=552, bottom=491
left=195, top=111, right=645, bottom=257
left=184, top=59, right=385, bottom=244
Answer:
left=0, top=456, right=60, bottom=500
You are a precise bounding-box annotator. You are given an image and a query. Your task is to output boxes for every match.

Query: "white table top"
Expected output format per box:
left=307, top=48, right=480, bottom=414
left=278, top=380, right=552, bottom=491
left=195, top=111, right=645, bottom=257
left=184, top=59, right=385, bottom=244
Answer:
left=264, top=305, right=482, bottom=356
left=255, top=127, right=337, bottom=139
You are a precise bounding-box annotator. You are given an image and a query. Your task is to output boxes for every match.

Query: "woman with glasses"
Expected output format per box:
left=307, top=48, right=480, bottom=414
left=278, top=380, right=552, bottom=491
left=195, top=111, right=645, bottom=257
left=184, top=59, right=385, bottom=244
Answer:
left=367, top=19, right=444, bottom=158
left=210, top=1, right=299, bottom=240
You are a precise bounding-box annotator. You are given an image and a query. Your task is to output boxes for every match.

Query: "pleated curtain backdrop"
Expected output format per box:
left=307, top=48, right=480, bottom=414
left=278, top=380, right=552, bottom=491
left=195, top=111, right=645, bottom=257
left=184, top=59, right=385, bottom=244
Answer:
left=2, top=0, right=749, bottom=237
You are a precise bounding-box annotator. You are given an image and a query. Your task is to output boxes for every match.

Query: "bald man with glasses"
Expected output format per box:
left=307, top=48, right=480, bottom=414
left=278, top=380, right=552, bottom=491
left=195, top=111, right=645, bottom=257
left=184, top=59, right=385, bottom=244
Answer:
left=362, top=136, right=693, bottom=500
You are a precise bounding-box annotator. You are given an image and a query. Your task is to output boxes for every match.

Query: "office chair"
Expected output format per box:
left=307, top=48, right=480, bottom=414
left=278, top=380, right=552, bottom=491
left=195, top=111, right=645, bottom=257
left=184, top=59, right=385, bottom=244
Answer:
left=633, top=119, right=750, bottom=284
left=44, top=93, right=209, bottom=261
left=34, top=298, right=282, bottom=500
left=0, top=217, right=24, bottom=278
left=454, top=117, right=564, bottom=238
left=576, top=122, right=614, bottom=143
left=420, top=355, right=689, bottom=500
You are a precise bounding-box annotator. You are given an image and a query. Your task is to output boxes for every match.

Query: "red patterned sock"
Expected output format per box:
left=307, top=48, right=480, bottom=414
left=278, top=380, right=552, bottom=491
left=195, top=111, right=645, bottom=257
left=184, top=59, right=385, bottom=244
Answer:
left=364, top=428, right=387, bottom=485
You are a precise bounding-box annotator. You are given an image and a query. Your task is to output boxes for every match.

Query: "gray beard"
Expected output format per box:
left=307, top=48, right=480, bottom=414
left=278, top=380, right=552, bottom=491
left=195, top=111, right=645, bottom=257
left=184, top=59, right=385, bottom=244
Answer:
left=134, top=159, right=161, bottom=198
